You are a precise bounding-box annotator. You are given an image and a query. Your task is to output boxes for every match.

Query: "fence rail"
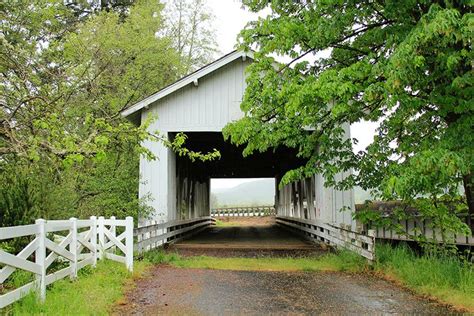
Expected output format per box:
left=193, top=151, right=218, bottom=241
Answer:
left=0, top=216, right=133, bottom=309
left=355, top=202, right=474, bottom=245
left=276, top=216, right=375, bottom=261
left=135, top=216, right=215, bottom=254
left=363, top=214, right=474, bottom=245
left=211, top=206, right=275, bottom=217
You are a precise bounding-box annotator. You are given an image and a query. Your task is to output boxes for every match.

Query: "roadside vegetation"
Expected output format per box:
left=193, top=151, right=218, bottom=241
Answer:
left=3, top=243, right=472, bottom=314
left=374, top=243, right=473, bottom=311
left=5, top=260, right=149, bottom=315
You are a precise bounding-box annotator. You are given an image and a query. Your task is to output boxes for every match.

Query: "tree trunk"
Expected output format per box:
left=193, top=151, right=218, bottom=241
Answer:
left=463, top=173, right=474, bottom=232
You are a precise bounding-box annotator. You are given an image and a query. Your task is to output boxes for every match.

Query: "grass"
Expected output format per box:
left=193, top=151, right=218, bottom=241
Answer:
left=4, top=260, right=149, bottom=315
left=143, top=248, right=368, bottom=272
left=214, top=219, right=242, bottom=227
left=374, top=243, right=474, bottom=311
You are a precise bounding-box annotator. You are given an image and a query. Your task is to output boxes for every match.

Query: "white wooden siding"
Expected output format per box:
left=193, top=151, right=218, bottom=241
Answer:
left=138, top=56, right=355, bottom=228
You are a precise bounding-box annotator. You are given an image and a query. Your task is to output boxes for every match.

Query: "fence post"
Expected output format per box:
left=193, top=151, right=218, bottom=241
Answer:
left=125, top=216, right=134, bottom=272
left=69, top=217, right=77, bottom=279
left=110, top=216, right=116, bottom=253
left=90, top=216, right=97, bottom=267
left=368, top=229, right=376, bottom=261
left=35, top=219, right=46, bottom=302
left=98, top=216, right=105, bottom=260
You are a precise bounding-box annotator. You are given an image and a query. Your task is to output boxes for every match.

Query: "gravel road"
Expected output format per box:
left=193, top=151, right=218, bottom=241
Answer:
left=114, top=266, right=454, bottom=315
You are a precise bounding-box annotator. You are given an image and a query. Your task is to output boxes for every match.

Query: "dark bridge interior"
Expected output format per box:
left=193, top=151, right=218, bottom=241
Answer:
left=172, top=131, right=307, bottom=179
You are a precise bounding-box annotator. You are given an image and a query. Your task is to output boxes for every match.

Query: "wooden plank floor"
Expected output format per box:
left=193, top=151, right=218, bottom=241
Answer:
left=172, top=217, right=317, bottom=251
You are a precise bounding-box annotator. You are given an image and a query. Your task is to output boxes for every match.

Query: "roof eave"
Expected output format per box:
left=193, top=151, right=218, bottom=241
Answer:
left=121, top=50, right=253, bottom=120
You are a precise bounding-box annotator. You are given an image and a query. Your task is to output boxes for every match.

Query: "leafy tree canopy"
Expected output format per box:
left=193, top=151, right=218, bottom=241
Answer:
left=1, top=0, right=218, bottom=225
left=224, top=0, right=473, bottom=236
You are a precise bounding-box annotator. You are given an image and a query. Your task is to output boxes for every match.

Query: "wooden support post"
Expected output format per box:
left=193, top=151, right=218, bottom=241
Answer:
left=367, top=229, right=376, bottom=261
left=90, top=216, right=97, bottom=267
left=110, top=216, right=117, bottom=253
left=35, top=219, right=46, bottom=302
left=98, top=216, right=105, bottom=260
left=125, top=216, right=134, bottom=272
left=69, top=217, right=78, bottom=279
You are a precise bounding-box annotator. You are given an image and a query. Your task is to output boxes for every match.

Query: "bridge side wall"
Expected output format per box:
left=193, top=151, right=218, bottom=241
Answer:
left=276, top=123, right=356, bottom=230
left=139, top=58, right=249, bottom=223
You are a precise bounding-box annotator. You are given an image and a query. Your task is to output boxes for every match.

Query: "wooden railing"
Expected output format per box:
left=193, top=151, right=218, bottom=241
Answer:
left=134, top=216, right=215, bottom=254
left=276, top=216, right=375, bottom=261
left=0, top=216, right=133, bottom=308
left=211, top=206, right=275, bottom=217
left=363, top=214, right=474, bottom=245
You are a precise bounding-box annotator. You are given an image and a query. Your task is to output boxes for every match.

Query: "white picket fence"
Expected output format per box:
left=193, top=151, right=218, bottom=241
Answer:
left=0, top=216, right=133, bottom=309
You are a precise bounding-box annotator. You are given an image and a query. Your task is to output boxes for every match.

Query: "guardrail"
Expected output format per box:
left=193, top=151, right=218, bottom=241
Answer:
left=363, top=214, right=474, bottom=245
left=134, top=216, right=215, bottom=254
left=276, top=216, right=375, bottom=261
left=0, top=216, right=133, bottom=308
left=355, top=202, right=473, bottom=245
left=211, top=206, right=275, bottom=217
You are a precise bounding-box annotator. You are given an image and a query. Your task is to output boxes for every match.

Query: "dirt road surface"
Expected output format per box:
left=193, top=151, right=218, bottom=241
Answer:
left=115, top=218, right=455, bottom=315
left=114, top=266, right=453, bottom=315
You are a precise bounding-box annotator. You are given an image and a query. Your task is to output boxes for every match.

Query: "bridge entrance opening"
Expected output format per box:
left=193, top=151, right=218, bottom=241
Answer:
left=171, top=131, right=307, bottom=221
left=210, top=178, right=275, bottom=210
left=169, top=132, right=317, bottom=252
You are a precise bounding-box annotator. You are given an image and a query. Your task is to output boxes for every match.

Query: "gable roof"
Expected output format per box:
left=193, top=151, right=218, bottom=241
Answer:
left=121, top=50, right=253, bottom=120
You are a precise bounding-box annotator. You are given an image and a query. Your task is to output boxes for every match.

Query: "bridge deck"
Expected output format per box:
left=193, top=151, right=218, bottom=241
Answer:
left=170, top=218, right=323, bottom=256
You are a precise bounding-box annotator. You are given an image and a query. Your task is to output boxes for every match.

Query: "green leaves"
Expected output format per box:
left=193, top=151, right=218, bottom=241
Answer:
left=229, top=0, right=474, bottom=241
left=1, top=0, right=218, bottom=226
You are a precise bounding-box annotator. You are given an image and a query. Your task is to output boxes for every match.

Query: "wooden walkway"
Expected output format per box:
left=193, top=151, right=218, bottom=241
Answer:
left=169, top=218, right=321, bottom=257
left=174, top=225, right=316, bottom=250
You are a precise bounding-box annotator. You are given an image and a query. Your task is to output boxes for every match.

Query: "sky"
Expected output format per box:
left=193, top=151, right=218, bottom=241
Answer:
left=207, top=0, right=377, bottom=190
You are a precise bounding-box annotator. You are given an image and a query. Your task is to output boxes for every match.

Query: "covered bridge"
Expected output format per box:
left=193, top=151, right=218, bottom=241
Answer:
left=122, top=50, right=356, bottom=232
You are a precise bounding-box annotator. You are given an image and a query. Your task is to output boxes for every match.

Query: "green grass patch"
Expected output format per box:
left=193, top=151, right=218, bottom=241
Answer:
left=143, top=248, right=368, bottom=273
left=5, top=260, right=149, bottom=315
left=214, top=219, right=241, bottom=227
left=375, top=243, right=474, bottom=311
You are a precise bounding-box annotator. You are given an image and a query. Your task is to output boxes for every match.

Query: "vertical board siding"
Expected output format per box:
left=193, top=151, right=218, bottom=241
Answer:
left=139, top=58, right=249, bottom=222
left=147, top=59, right=248, bottom=132
left=138, top=57, right=355, bottom=229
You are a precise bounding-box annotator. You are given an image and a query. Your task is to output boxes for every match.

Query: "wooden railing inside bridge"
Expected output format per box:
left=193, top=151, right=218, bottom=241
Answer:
left=135, top=216, right=216, bottom=254
left=276, top=216, right=376, bottom=261
left=211, top=206, right=276, bottom=217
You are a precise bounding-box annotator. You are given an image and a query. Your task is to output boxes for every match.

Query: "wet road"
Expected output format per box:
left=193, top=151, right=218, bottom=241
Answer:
left=114, top=266, right=453, bottom=315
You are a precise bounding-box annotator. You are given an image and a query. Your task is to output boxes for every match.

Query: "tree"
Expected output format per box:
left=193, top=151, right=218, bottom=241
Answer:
left=224, top=1, right=473, bottom=240
left=163, top=0, right=218, bottom=73
left=1, top=0, right=219, bottom=225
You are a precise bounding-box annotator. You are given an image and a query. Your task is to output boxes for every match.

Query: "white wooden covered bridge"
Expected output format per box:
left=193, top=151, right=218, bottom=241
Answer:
left=121, top=50, right=375, bottom=256
left=122, top=50, right=355, bottom=228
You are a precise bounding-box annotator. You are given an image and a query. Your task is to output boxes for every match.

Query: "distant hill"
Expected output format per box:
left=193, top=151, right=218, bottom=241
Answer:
left=213, top=179, right=275, bottom=207
left=212, top=179, right=374, bottom=207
